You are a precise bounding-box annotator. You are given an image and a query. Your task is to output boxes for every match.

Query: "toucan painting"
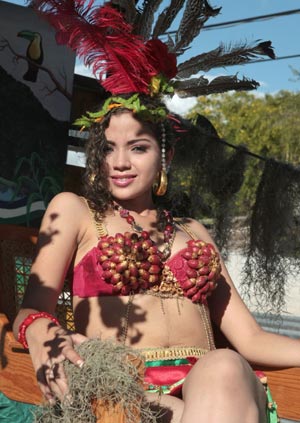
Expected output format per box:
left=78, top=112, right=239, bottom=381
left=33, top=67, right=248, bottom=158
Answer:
left=17, top=30, right=44, bottom=82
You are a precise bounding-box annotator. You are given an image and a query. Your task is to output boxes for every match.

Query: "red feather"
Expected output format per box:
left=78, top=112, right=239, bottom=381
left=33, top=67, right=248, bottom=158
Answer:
left=34, top=0, right=163, bottom=94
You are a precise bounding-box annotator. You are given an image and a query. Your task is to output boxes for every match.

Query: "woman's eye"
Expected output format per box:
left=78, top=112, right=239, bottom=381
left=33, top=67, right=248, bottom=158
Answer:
left=104, top=145, right=113, bottom=154
left=132, top=145, right=147, bottom=152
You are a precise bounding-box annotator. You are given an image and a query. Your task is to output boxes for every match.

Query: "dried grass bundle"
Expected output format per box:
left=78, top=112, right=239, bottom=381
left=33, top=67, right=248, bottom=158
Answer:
left=34, top=339, right=158, bottom=423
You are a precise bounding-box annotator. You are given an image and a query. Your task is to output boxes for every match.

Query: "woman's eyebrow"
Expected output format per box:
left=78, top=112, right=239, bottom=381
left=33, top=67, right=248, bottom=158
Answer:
left=106, top=138, right=152, bottom=145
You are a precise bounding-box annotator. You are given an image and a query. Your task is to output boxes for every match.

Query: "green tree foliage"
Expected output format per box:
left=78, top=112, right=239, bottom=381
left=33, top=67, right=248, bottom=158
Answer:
left=187, top=91, right=300, bottom=215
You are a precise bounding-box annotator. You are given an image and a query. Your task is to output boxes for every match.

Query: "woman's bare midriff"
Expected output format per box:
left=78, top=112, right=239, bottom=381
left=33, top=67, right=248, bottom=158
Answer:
left=73, top=294, right=211, bottom=350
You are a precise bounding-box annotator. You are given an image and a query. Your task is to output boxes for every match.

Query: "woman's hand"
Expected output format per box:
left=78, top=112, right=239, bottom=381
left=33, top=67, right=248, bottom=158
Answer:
left=26, top=319, right=87, bottom=403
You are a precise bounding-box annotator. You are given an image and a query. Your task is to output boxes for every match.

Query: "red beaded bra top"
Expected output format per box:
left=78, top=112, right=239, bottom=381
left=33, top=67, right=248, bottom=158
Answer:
left=72, top=213, right=221, bottom=305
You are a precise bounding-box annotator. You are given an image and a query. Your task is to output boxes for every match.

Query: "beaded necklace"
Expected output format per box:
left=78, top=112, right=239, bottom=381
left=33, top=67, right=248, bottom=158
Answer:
left=115, top=204, right=175, bottom=260
left=112, top=205, right=176, bottom=343
left=97, top=205, right=176, bottom=296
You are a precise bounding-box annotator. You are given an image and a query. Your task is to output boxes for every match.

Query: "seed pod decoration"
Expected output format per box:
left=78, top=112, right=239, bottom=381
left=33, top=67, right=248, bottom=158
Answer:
left=180, top=240, right=221, bottom=303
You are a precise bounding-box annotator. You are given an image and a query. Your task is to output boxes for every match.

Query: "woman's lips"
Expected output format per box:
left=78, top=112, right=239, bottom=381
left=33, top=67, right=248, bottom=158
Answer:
left=111, top=175, right=136, bottom=187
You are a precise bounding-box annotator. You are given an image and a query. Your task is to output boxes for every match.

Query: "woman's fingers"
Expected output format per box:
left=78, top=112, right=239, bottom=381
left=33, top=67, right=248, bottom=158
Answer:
left=33, top=331, right=88, bottom=403
left=46, top=362, right=69, bottom=402
left=61, top=332, right=88, bottom=367
left=71, top=332, right=89, bottom=345
left=61, top=343, right=85, bottom=368
left=41, top=356, right=69, bottom=402
left=36, top=364, right=56, bottom=404
left=43, top=347, right=84, bottom=402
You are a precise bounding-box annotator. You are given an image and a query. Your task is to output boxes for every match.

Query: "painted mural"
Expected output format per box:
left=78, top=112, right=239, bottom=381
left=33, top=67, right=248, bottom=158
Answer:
left=0, top=1, right=75, bottom=226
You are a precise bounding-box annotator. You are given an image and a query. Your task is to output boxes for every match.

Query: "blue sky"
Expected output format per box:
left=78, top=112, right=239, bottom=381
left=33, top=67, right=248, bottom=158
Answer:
left=195, top=0, right=300, bottom=94
left=4, top=0, right=300, bottom=113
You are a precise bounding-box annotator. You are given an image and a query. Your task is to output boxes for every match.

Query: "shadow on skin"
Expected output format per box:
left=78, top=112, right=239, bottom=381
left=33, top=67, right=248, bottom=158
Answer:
left=98, top=296, right=147, bottom=344
left=208, top=274, right=233, bottom=349
left=149, top=400, right=174, bottom=423
left=35, top=323, right=77, bottom=389
left=208, top=274, right=231, bottom=325
left=11, top=216, right=69, bottom=388
left=31, top=212, right=60, bottom=266
left=73, top=296, right=146, bottom=343
left=73, top=299, right=91, bottom=335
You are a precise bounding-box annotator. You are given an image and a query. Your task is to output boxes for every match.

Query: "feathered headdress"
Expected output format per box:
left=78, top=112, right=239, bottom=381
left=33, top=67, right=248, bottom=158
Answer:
left=32, top=0, right=275, bottom=123
left=32, top=0, right=177, bottom=96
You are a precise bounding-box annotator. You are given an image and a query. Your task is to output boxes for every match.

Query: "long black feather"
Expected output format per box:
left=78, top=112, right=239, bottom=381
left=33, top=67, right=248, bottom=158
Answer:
left=174, top=75, right=259, bottom=97
left=152, top=0, right=185, bottom=38
left=134, top=0, right=164, bottom=39
left=175, top=0, right=221, bottom=51
left=177, top=41, right=275, bottom=78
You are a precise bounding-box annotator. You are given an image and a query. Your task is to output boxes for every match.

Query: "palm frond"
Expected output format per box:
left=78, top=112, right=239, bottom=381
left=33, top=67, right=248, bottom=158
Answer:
left=177, top=41, right=275, bottom=77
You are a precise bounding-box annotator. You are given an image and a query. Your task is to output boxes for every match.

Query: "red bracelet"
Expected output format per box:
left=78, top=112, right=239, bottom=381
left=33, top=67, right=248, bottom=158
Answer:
left=18, top=312, right=60, bottom=349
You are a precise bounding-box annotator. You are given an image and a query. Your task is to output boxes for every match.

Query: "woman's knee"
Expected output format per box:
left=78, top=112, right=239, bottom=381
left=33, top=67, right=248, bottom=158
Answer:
left=183, top=349, right=267, bottom=413
left=183, top=348, right=260, bottom=397
left=190, top=348, right=253, bottom=382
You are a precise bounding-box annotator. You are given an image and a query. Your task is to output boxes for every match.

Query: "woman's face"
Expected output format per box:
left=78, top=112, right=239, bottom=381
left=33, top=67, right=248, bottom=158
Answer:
left=104, top=112, right=162, bottom=208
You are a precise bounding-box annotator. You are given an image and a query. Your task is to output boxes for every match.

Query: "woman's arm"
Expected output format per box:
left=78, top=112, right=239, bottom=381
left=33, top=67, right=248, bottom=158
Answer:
left=12, top=192, right=88, bottom=402
left=187, top=219, right=300, bottom=368
left=13, top=192, right=85, bottom=326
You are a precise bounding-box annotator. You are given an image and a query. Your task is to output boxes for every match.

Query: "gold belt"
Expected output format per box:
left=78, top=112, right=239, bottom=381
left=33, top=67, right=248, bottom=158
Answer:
left=138, top=346, right=209, bottom=362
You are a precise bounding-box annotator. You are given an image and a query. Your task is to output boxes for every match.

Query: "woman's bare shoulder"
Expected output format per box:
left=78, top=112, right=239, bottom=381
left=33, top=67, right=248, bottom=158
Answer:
left=175, top=217, right=214, bottom=243
left=40, top=192, right=90, bottom=236
left=44, top=192, right=88, bottom=217
left=47, top=192, right=85, bottom=208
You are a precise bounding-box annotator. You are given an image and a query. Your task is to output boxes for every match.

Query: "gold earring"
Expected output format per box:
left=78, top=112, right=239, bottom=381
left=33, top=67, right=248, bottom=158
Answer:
left=153, top=169, right=168, bottom=196
left=89, top=173, right=96, bottom=184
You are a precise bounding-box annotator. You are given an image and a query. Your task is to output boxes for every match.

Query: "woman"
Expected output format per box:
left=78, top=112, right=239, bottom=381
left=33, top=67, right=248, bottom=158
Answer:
left=12, top=94, right=300, bottom=423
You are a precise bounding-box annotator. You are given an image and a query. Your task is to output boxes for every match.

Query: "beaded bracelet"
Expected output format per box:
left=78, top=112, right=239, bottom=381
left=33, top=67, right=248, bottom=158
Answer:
left=18, top=312, right=60, bottom=349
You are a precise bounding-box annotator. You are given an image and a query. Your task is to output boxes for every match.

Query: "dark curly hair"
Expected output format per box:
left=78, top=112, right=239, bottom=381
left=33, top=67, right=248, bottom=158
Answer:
left=82, top=94, right=175, bottom=218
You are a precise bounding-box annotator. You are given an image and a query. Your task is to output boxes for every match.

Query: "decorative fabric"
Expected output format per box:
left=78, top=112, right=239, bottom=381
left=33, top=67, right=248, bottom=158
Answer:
left=0, top=392, right=36, bottom=423
left=255, top=371, right=280, bottom=423
left=71, top=244, right=183, bottom=296
left=73, top=203, right=220, bottom=303
left=144, top=357, right=196, bottom=396
left=141, top=346, right=208, bottom=396
left=139, top=346, right=209, bottom=362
